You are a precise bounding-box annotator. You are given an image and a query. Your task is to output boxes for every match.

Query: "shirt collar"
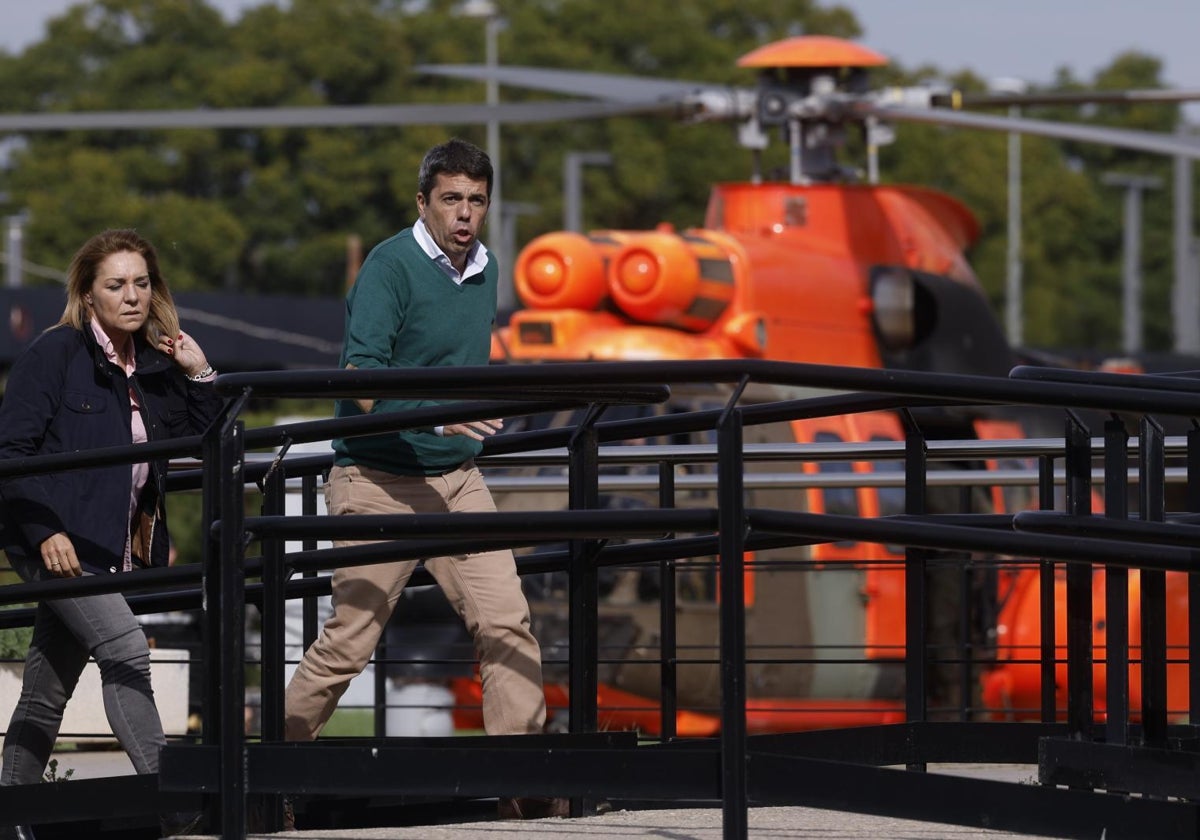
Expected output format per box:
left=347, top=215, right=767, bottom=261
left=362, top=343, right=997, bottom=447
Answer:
left=89, top=316, right=134, bottom=369
left=413, top=218, right=489, bottom=284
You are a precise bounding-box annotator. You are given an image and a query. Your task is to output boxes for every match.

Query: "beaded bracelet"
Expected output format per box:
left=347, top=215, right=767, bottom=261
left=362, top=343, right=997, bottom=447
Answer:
left=186, top=365, right=216, bottom=382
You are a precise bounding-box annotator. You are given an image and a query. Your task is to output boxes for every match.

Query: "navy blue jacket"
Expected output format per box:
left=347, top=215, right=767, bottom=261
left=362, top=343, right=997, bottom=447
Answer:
left=0, top=324, right=224, bottom=574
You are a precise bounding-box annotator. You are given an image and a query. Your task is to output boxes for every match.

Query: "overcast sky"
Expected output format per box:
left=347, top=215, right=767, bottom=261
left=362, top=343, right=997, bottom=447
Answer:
left=839, top=0, right=1199, bottom=88
left=4, top=1, right=1197, bottom=86
left=2, top=0, right=1198, bottom=118
left=0, top=0, right=262, bottom=51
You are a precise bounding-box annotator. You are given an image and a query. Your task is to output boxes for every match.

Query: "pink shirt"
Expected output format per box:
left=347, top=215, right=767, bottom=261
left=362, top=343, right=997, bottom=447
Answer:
left=90, top=318, right=148, bottom=572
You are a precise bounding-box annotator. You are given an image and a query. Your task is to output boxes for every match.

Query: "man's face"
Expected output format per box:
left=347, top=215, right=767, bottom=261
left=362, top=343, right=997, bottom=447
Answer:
left=416, top=172, right=490, bottom=271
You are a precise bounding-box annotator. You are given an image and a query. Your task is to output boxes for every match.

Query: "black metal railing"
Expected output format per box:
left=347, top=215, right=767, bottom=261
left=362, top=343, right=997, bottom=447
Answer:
left=1, top=359, right=1200, bottom=839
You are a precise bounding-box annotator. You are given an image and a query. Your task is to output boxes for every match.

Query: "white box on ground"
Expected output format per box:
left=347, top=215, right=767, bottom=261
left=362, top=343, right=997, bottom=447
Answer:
left=0, top=647, right=190, bottom=740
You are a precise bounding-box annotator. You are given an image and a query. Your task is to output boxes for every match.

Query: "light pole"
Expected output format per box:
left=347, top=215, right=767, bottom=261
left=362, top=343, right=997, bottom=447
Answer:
left=500, top=201, right=539, bottom=312
left=990, top=77, right=1027, bottom=347
left=1173, top=124, right=1198, bottom=354
left=461, top=1, right=510, bottom=308
left=5, top=212, right=27, bottom=288
left=1102, top=172, right=1163, bottom=355
left=563, top=151, right=613, bottom=232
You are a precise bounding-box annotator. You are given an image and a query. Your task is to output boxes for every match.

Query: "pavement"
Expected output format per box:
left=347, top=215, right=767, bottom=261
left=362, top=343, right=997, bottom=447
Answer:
left=214, top=807, right=1066, bottom=840
left=55, top=750, right=1064, bottom=839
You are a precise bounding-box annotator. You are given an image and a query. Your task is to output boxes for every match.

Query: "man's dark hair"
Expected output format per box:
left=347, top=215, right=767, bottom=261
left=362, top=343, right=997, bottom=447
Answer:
left=417, top=138, right=493, bottom=199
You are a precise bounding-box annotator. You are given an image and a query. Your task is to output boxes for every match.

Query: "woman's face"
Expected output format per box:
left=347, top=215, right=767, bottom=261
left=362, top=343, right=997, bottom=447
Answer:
left=86, top=251, right=151, bottom=343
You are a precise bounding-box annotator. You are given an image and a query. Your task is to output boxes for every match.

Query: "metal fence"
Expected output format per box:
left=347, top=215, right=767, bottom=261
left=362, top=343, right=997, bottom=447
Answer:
left=1, top=359, right=1200, bottom=838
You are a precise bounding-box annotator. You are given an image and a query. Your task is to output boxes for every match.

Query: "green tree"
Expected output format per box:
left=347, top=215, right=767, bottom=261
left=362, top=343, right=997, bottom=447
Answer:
left=0, top=0, right=1192, bottom=356
left=0, top=0, right=859, bottom=296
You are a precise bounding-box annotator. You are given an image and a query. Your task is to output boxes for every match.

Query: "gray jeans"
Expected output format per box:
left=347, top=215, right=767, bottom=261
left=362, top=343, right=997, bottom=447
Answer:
left=0, top=553, right=165, bottom=785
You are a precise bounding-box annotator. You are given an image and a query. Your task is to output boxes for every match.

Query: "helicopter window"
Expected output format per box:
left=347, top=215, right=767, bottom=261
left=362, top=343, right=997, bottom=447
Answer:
left=871, top=435, right=905, bottom=554
left=814, top=431, right=858, bottom=547
left=814, top=431, right=858, bottom=516
left=517, top=321, right=554, bottom=345
left=871, top=436, right=905, bottom=518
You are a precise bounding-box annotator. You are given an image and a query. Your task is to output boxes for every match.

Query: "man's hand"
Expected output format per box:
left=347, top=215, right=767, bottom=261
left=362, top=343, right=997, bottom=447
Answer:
left=40, top=532, right=82, bottom=578
left=442, top=418, right=504, bottom=441
left=344, top=363, right=375, bottom=414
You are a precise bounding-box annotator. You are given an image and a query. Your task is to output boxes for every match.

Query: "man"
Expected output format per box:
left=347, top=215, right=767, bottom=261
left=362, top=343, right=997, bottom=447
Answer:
left=284, top=139, right=564, bottom=822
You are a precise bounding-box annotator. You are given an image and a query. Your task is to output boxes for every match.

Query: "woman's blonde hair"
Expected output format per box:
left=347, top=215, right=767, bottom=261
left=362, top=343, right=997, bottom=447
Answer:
left=57, top=228, right=180, bottom=345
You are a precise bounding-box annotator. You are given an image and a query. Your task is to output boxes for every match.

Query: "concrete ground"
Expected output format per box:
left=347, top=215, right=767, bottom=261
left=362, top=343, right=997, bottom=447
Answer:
left=56, top=750, right=1062, bottom=839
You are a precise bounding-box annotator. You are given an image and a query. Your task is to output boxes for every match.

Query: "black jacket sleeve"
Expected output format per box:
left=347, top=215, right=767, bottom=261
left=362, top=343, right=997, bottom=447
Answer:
left=0, top=335, right=71, bottom=550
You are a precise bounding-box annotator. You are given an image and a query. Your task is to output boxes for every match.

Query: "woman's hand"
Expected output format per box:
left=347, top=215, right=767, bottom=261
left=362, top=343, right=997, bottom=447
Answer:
left=40, top=532, right=82, bottom=578
left=159, top=329, right=211, bottom=378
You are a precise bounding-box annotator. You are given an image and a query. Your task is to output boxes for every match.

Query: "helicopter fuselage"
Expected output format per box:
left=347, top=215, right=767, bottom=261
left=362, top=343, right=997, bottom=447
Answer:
left=497, top=181, right=986, bottom=372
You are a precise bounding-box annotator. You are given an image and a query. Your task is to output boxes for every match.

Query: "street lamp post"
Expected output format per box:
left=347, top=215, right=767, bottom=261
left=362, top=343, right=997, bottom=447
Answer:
left=563, top=151, right=613, bottom=232
left=5, top=212, right=27, bottom=288
left=1005, top=104, right=1023, bottom=348
left=500, top=201, right=539, bottom=312
left=1173, top=125, right=1198, bottom=354
left=990, top=77, right=1027, bottom=348
left=484, top=13, right=504, bottom=305
left=1102, top=172, right=1163, bottom=356
left=461, top=1, right=510, bottom=309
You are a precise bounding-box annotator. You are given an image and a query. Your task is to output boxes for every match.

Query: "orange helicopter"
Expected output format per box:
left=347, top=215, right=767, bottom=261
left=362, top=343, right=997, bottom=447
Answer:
left=409, top=36, right=1200, bottom=735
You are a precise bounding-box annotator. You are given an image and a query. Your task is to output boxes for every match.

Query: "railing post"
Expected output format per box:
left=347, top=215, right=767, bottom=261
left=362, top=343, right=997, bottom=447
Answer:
left=216, top=413, right=248, bottom=839
left=1038, top=454, right=1057, bottom=722
left=1103, top=416, right=1130, bottom=746
left=717, top=378, right=748, bottom=840
left=1138, top=416, right=1168, bottom=747
left=301, top=474, right=320, bottom=649
left=374, top=636, right=389, bottom=737
left=201, top=427, right=222, bottom=743
left=957, top=485, right=973, bottom=721
left=1187, top=423, right=1200, bottom=725
left=568, top=403, right=604, bottom=816
left=1064, top=412, right=1093, bottom=739
left=258, top=462, right=287, bottom=831
left=901, top=411, right=928, bottom=752
left=658, top=459, right=678, bottom=742
left=199, top=411, right=223, bottom=829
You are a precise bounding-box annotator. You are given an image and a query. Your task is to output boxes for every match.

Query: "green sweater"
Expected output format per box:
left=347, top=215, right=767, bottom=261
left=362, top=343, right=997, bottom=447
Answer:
left=332, top=228, right=497, bottom=475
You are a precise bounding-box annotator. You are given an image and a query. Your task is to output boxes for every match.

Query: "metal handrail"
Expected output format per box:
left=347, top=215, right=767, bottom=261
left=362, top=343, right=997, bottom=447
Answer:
left=4, top=358, right=1200, bottom=838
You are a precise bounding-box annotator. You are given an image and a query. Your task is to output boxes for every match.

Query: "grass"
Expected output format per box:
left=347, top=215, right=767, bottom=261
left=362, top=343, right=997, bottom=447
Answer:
left=319, top=708, right=375, bottom=737
left=316, top=708, right=485, bottom=738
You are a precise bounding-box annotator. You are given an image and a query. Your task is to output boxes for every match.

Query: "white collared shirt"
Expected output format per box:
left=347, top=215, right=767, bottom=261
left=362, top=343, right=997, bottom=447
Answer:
left=412, top=218, right=489, bottom=285
left=411, top=219, right=490, bottom=437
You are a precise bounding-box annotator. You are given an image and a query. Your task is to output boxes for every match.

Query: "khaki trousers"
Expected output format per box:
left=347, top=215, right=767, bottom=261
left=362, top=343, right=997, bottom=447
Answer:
left=284, top=462, right=546, bottom=740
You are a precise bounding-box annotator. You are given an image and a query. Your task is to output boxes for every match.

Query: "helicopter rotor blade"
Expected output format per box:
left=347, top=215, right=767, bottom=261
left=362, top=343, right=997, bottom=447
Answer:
left=415, top=63, right=710, bottom=103
left=0, top=99, right=658, bottom=133
left=417, top=64, right=757, bottom=122
left=933, top=88, right=1200, bottom=109
left=864, top=102, right=1200, bottom=160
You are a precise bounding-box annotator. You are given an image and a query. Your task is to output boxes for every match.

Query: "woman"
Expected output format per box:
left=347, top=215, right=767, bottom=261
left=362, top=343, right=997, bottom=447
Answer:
left=0, top=229, right=222, bottom=838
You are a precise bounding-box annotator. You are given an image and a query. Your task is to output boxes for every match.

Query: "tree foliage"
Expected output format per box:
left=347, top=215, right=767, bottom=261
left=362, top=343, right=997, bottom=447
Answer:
left=0, top=0, right=1193, bottom=354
